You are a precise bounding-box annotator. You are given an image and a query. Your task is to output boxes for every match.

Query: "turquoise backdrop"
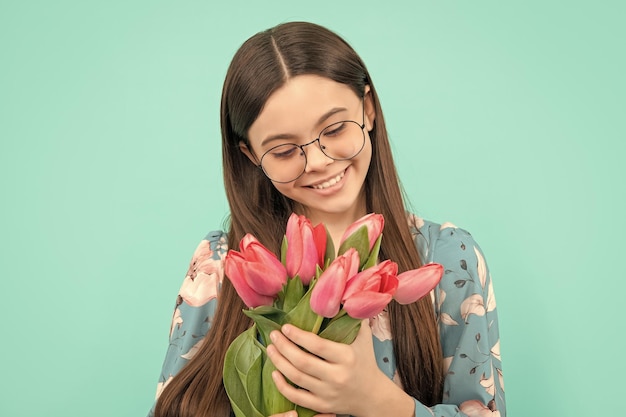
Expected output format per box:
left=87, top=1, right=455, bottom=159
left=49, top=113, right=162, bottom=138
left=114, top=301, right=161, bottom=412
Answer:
left=1, top=1, right=624, bottom=416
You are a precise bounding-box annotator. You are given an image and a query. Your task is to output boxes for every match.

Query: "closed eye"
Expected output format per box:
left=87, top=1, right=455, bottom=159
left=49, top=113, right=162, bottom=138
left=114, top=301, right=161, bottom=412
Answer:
left=321, top=122, right=347, bottom=138
left=268, top=144, right=300, bottom=159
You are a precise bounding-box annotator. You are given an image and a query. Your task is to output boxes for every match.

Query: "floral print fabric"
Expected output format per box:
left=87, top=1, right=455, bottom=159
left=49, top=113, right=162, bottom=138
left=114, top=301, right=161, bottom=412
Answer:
left=149, top=217, right=506, bottom=417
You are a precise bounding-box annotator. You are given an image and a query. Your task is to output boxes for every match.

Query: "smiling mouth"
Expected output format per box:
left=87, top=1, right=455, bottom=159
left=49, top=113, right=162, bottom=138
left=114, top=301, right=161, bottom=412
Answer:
left=309, top=169, right=346, bottom=190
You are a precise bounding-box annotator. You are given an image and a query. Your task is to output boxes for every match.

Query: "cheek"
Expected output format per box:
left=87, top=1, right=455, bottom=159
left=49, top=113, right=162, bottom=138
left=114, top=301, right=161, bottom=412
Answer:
left=359, top=139, right=374, bottom=169
left=272, top=182, right=296, bottom=198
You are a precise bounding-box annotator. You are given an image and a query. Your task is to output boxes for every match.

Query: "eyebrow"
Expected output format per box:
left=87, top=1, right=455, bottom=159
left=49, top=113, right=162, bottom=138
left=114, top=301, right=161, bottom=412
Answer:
left=260, top=107, right=348, bottom=147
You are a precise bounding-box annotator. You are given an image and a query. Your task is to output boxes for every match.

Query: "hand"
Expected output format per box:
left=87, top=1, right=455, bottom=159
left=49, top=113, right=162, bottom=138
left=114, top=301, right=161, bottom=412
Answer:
left=266, top=320, right=414, bottom=417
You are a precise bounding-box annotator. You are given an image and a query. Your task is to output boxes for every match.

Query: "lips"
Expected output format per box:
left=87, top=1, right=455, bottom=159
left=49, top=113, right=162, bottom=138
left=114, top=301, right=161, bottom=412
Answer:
left=308, top=169, right=346, bottom=190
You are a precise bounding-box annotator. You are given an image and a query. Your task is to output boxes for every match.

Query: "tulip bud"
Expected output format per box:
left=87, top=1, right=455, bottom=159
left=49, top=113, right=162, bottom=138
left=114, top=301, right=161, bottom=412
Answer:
left=310, top=248, right=360, bottom=318
left=394, top=263, right=444, bottom=305
left=342, top=292, right=394, bottom=320
left=341, top=260, right=399, bottom=319
left=223, top=234, right=287, bottom=308
left=241, top=235, right=287, bottom=280
left=312, top=222, right=327, bottom=267
left=340, top=213, right=384, bottom=251
left=286, top=214, right=322, bottom=284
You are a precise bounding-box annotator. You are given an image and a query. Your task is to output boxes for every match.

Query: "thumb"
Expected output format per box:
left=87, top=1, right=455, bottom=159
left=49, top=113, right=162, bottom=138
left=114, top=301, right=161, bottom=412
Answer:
left=360, top=319, right=371, bottom=335
left=352, top=319, right=372, bottom=345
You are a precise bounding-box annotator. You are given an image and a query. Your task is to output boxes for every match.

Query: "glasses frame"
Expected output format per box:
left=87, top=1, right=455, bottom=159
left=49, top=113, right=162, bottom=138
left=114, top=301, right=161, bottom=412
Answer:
left=257, top=99, right=366, bottom=183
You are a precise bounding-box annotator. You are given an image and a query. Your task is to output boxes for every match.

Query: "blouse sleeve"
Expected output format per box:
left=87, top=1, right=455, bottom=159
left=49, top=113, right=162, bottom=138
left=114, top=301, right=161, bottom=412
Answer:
left=412, top=219, right=506, bottom=417
left=147, top=231, right=228, bottom=417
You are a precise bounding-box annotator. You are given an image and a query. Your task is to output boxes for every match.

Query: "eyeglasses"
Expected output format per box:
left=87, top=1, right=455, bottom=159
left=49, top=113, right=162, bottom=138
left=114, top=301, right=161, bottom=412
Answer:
left=257, top=100, right=366, bottom=183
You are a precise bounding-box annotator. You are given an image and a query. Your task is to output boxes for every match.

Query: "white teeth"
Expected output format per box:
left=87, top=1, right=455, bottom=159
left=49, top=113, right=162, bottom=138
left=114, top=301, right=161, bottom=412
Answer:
left=312, top=171, right=345, bottom=190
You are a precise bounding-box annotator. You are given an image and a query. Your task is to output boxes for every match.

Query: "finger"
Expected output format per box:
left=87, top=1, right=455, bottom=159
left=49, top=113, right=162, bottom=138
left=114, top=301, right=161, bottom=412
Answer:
left=271, top=370, right=325, bottom=413
left=270, top=329, right=334, bottom=380
left=267, top=339, right=324, bottom=391
left=280, top=324, right=346, bottom=363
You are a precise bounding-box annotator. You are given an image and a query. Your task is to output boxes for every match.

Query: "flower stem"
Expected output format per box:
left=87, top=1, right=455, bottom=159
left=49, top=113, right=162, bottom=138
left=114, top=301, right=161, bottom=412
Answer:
left=311, top=314, right=324, bottom=335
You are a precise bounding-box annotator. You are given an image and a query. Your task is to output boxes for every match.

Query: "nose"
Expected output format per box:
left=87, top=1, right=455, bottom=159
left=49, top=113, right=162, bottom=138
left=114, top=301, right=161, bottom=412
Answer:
left=302, top=139, right=333, bottom=172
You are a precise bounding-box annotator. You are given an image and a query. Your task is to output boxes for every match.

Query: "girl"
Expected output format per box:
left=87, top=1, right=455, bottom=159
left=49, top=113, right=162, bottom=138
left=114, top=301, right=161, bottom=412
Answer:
left=150, top=21, right=505, bottom=417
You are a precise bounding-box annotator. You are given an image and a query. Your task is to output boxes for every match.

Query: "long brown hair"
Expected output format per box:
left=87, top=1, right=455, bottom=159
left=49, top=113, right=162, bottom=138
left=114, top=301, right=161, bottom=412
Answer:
left=155, top=21, right=443, bottom=417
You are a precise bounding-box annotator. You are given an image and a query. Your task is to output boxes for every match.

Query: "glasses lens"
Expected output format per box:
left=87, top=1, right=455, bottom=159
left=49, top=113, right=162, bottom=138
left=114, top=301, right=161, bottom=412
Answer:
left=259, top=120, right=365, bottom=183
left=319, top=121, right=365, bottom=161
left=260, top=144, right=306, bottom=183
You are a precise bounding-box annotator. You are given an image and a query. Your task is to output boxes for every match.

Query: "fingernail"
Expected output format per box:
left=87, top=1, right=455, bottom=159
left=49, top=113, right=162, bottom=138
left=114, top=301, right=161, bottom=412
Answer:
left=270, top=331, right=278, bottom=343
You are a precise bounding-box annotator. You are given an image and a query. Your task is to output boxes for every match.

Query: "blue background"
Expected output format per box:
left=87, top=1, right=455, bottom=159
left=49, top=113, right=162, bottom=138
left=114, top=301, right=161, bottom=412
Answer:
left=1, top=1, right=624, bottom=416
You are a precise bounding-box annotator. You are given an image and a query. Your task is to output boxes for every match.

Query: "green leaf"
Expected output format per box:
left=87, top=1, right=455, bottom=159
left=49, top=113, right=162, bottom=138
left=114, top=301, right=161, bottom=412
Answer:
left=324, top=227, right=336, bottom=264
left=363, top=233, right=383, bottom=269
left=318, top=312, right=362, bottom=344
left=337, top=226, right=369, bottom=268
left=223, top=326, right=265, bottom=417
left=223, top=356, right=251, bottom=417
left=284, top=284, right=320, bottom=332
left=296, top=405, right=319, bottom=417
left=241, top=340, right=264, bottom=413
left=243, top=308, right=285, bottom=347
left=283, top=276, right=305, bottom=312
left=281, top=235, right=288, bottom=265
left=262, top=355, right=295, bottom=415
left=315, top=265, right=322, bottom=280
left=247, top=305, right=285, bottom=316
left=276, top=289, right=287, bottom=310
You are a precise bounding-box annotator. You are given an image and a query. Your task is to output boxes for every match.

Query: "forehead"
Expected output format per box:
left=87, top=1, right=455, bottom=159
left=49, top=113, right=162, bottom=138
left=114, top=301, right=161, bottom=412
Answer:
left=248, top=75, right=359, bottom=144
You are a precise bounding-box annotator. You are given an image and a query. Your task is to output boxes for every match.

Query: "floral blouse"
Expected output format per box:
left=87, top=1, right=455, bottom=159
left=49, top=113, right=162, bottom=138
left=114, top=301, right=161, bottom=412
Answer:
left=149, top=215, right=506, bottom=417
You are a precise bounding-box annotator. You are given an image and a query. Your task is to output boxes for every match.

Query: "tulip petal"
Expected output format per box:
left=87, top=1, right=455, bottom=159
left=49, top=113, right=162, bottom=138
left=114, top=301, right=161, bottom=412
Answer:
left=343, top=292, right=393, bottom=319
left=340, top=213, right=384, bottom=251
left=228, top=235, right=287, bottom=303
left=310, top=267, right=347, bottom=318
left=394, top=263, right=444, bottom=305
left=343, top=260, right=397, bottom=300
left=240, top=233, right=257, bottom=250
left=345, top=248, right=361, bottom=277
left=285, top=214, right=303, bottom=278
left=224, top=253, right=274, bottom=308
left=312, top=223, right=327, bottom=268
left=299, top=223, right=318, bottom=283
left=243, top=263, right=287, bottom=296
left=285, top=214, right=319, bottom=284
left=247, top=242, right=287, bottom=279
left=309, top=249, right=357, bottom=317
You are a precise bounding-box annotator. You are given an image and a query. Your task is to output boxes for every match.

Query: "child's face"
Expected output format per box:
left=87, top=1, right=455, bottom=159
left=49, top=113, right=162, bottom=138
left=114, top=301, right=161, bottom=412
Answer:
left=243, top=75, right=375, bottom=225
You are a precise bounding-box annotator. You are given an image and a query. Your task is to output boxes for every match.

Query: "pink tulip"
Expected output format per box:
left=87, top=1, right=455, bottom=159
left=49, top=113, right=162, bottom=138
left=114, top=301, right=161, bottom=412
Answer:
left=394, top=263, right=444, bottom=305
left=310, top=248, right=360, bottom=318
left=286, top=214, right=324, bottom=284
left=342, top=291, right=394, bottom=320
left=239, top=234, right=287, bottom=281
left=340, top=213, right=384, bottom=251
left=312, top=222, right=327, bottom=267
left=224, top=234, right=287, bottom=308
left=341, top=260, right=398, bottom=318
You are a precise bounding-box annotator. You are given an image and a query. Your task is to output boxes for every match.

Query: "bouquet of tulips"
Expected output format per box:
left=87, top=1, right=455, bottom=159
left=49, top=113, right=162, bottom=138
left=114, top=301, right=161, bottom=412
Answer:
left=222, top=213, right=444, bottom=417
